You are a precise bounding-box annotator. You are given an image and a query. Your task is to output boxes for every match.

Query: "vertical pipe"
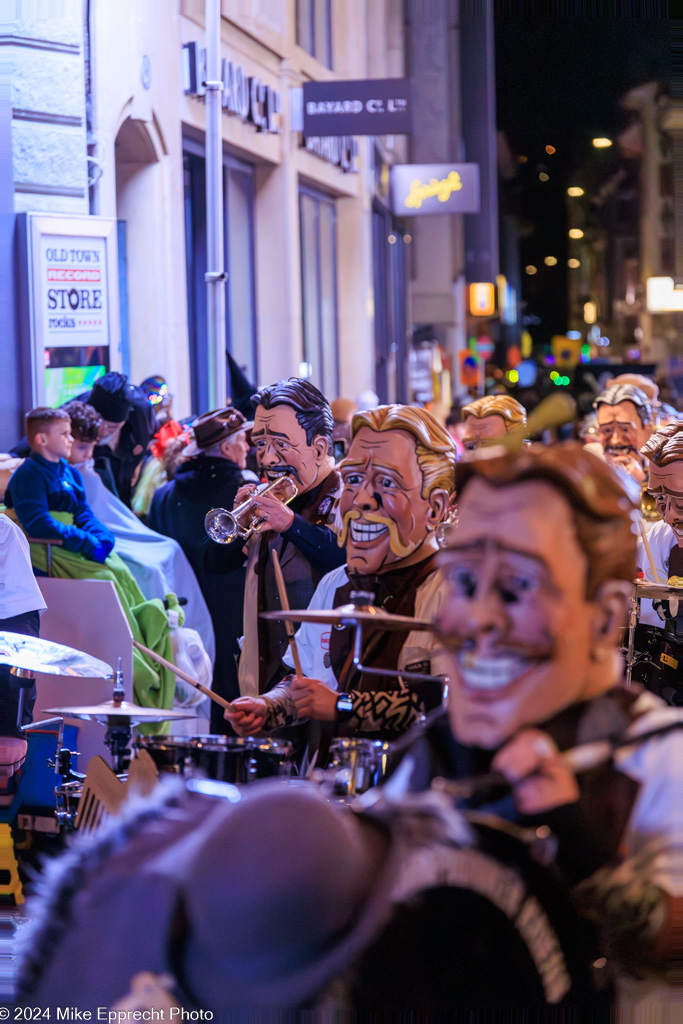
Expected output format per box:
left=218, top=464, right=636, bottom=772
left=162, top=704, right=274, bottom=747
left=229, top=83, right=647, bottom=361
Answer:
left=205, top=0, right=227, bottom=408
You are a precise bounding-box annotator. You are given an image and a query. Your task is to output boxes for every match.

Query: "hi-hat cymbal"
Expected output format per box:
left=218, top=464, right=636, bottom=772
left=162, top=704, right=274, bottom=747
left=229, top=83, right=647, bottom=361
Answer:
left=261, top=603, right=434, bottom=631
left=636, top=581, right=683, bottom=600
left=43, top=701, right=195, bottom=724
left=0, top=631, right=113, bottom=678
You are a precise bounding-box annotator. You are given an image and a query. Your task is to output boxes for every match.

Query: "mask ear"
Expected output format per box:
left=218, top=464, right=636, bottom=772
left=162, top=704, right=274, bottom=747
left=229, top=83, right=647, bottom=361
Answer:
left=311, top=435, right=330, bottom=463
left=426, top=488, right=450, bottom=529
left=590, top=580, right=631, bottom=659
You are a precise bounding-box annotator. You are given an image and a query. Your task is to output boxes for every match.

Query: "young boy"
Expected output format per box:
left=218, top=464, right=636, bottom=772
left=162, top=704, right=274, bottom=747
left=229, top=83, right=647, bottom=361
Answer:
left=5, top=408, right=181, bottom=714
left=5, top=408, right=114, bottom=565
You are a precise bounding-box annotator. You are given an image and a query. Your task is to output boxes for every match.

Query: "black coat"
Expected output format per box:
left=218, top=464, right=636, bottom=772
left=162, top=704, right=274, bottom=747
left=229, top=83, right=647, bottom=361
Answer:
left=148, top=456, right=246, bottom=718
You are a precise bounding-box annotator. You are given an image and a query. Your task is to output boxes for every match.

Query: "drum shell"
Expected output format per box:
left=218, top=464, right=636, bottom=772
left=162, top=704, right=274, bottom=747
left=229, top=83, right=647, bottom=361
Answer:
left=135, top=734, right=293, bottom=785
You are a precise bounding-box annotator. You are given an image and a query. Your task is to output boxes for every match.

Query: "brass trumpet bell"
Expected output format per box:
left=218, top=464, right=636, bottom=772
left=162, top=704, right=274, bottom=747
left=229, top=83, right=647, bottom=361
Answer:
left=205, top=476, right=298, bottom=544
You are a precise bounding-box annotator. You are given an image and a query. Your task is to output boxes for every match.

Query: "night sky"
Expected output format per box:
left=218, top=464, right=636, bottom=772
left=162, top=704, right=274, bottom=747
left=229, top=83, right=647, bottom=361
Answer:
left=494, top=16, right=670, bottom=345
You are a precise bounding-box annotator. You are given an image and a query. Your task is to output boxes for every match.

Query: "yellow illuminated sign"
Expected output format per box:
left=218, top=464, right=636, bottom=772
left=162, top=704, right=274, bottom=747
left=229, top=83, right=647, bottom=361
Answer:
left=405, top=170, right=463, bottom=210
left=469, top=282, right=495, bottom=317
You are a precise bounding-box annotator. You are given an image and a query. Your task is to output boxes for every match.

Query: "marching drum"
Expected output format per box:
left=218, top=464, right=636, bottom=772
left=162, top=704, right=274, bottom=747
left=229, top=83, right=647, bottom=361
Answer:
left=135, top=734, right=293, bottom=785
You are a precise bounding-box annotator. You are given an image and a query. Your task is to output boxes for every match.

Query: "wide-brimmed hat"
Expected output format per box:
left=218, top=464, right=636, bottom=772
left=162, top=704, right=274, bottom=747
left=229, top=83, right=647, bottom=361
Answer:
left=19, top=781, right=397, bottom=1012
left=183, top=406, right=252, bottom=457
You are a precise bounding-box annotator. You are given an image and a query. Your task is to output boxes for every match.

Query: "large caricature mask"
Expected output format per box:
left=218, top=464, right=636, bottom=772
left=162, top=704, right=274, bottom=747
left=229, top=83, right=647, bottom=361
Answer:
left=642, top=423, right=683, bottom=546
left=339, top=406, right=455, bottom=575
left=250, top=379, right=333, bottom=496
left=437, top=445, right=635, bottom=749
left=594, top=385, right=652, bottom=471
left=461, top=395, right=527, bottom=453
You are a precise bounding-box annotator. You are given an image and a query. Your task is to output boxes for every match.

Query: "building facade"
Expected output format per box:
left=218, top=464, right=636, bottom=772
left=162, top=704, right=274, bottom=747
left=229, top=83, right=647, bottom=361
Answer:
left=3, top=0, right=496, bottom=432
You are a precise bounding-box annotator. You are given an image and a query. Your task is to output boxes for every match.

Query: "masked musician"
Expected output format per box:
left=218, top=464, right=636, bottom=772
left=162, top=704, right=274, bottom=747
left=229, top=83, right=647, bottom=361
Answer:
left=225, top=404, right=456, bottom=742
left=636, top=423, right=683, bottom=701
left=460, top=394, right=527, bottom=452
left=433, top=443, right=681, bottom=982
left=203, top=378, right=345, bottom=702
left=594, top=383, right=653, bottom=485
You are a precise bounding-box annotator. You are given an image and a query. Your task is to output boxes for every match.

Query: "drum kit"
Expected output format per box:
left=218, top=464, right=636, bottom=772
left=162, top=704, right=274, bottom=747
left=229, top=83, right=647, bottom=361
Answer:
left=0, top=593, right=446, bottom=835
left=622, top=578, right=683, bottom=704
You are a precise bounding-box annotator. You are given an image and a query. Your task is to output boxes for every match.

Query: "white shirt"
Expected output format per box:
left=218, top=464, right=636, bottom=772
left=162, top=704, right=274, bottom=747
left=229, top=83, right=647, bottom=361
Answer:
left=637, top=519, right=678, bottom=627
left=0, top=513, right=47, bottom=619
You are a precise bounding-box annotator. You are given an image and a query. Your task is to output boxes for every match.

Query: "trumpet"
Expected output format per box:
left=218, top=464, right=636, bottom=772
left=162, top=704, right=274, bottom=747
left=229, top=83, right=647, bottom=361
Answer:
left=204, top=476, right=298, bottom=544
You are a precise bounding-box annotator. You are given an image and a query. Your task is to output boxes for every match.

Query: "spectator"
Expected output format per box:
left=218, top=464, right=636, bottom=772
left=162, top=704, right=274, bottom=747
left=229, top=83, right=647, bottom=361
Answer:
left=148, top=407, right=250, bottom=726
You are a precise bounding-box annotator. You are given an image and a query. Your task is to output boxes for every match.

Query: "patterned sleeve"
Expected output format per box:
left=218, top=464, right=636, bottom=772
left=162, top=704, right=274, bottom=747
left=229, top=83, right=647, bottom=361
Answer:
left=262, top=678, right=299, bottom=730
left=345, top=687, right=423, bottom=734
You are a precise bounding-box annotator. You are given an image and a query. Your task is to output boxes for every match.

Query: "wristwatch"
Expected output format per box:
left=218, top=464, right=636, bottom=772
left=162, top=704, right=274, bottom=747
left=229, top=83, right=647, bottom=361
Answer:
left=335, top=692, right=354, bottom=722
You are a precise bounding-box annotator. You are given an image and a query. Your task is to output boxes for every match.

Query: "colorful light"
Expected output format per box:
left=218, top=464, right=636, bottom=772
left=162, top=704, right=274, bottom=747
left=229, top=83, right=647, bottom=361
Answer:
left=567, top=186, right=584, bottom=197
left=506, top=369, right=519, bottom=384
left=545, top=145, right=556, bottom=155
left=544, top=256, right=558, bottom=267
left=525, top=265, right=538, bottom=275
left=539, top=172, right=549, bottom=182
left=592, top=138, right=613, bottom=149
left=550, top=370, right=559, bottom=380
left=568, top=258, right=581, bottom=268
left=568, top=228, right=584, bottom=239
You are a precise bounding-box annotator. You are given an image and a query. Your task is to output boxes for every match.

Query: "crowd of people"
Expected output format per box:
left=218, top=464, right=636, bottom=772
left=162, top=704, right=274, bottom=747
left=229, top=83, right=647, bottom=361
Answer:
left=1, top=365, right=682, bottom=1013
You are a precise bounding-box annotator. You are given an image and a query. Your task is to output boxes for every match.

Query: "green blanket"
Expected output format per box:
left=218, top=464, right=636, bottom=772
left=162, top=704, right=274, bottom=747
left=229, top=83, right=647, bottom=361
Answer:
left=22, top=511, right=183, bottom=733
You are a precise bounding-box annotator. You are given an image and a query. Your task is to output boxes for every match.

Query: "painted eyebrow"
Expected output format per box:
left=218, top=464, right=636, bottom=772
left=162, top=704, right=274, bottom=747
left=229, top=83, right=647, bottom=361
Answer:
left=250, top=428, right=290, bottom=439
left=443, top=539, right=549, bottom=568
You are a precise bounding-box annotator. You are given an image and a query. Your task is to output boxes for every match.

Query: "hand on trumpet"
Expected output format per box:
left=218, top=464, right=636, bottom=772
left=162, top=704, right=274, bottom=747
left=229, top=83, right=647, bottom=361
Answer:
left=224, top=696, right=268, bottom=736
left=233, top=483, right=258, bottom=507
left=250, top=491, right=295, bottom=533
left=290, top=675, right=338, bottom=721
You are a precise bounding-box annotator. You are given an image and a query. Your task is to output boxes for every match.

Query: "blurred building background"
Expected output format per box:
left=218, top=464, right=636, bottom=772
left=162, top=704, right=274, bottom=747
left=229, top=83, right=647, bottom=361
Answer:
left=1, top=2, right=677, bottom=438
left=1, top=0, right=500, bottom=434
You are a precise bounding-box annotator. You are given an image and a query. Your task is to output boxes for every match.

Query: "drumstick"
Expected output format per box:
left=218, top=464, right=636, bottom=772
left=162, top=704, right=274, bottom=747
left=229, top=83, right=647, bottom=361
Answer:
left=432, top=720, right=682, bottom=801
left=132, top=640, right=233, bottom=711
left=272, top=549, right=304, bottom=678
left=638, top=517, right=663, bottom=584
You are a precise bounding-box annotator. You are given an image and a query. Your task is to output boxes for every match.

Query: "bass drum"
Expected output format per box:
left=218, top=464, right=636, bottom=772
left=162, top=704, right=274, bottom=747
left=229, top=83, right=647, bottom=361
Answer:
left=135, top=735, right=293, bottom=785
left=350, top=813, right=612, bottom=1011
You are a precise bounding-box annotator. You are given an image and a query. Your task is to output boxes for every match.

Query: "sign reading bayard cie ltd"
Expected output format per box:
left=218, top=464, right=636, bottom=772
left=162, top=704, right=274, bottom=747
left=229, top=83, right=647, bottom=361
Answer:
left=390, top=163, right=480, bottom=217
left=303, top=78, right=411, bottom=136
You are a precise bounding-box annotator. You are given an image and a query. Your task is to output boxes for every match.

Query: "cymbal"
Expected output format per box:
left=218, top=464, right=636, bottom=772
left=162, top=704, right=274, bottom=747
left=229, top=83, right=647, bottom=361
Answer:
left=43, top=700, right=195, bottom=724
left=261, top=603, right=434, bottom=631
left=0, top=631, right=113, bottom=678
left=636, top=581, right=683, bottom=600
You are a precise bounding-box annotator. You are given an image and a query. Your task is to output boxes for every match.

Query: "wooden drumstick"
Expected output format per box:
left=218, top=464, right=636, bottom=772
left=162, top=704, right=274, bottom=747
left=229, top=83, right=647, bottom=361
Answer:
left=638, top=517, right=663, bottom=584
left=272, top=549, right=304, bottom=678
left=132, top=640, right=233, bottom=711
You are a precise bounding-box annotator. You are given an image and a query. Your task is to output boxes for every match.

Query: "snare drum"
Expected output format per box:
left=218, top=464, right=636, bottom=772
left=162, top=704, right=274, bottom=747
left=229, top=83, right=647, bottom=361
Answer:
left=135, top=735, right=293, bottom=785
left=328, top=737, right=392, bottom=798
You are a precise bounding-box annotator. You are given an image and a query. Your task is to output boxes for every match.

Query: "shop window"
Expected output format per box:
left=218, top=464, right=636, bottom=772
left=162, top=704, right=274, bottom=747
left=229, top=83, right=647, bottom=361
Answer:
left=183, top=145, right=257, bottom=413
left=296, top=0, right=332, bottom=68
left=299, top=186, right=339, bottom=398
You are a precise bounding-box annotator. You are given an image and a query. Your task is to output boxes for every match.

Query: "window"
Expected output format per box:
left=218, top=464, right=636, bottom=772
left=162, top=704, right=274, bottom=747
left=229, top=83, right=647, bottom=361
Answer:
left=183, top=145, right=257, bottom=413
left=299, top=186, right=339, bottom=398
left=296, top=0, right=332, bottom=67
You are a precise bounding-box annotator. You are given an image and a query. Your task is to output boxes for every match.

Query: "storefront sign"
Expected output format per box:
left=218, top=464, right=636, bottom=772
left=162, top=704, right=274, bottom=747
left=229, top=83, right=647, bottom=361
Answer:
left=302, top=135, right=359, bottom=174
left=303, top=78, right=410, bottom=136
left=18, top=214, right=120, bottom=406
left=390, top=163, right=480, bottom=216
left=182, top=42, right=281, bottom=134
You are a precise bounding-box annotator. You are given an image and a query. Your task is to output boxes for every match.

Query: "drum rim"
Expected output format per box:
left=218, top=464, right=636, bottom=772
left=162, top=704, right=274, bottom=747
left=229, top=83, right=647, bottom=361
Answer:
left=135, top=734, right=293, bottom=756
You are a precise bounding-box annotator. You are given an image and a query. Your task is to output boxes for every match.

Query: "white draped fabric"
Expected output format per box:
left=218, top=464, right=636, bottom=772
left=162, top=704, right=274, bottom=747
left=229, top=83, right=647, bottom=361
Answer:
left=78, top=460, right=215, bottom=664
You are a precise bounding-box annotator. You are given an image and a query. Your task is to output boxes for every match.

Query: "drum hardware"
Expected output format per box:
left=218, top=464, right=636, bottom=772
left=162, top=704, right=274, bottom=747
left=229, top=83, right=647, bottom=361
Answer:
left=204, top=475, right=298, bottom=545
left=262, top=592, right=443, bottom=685
left=321, top=737, right=393, bottom=799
